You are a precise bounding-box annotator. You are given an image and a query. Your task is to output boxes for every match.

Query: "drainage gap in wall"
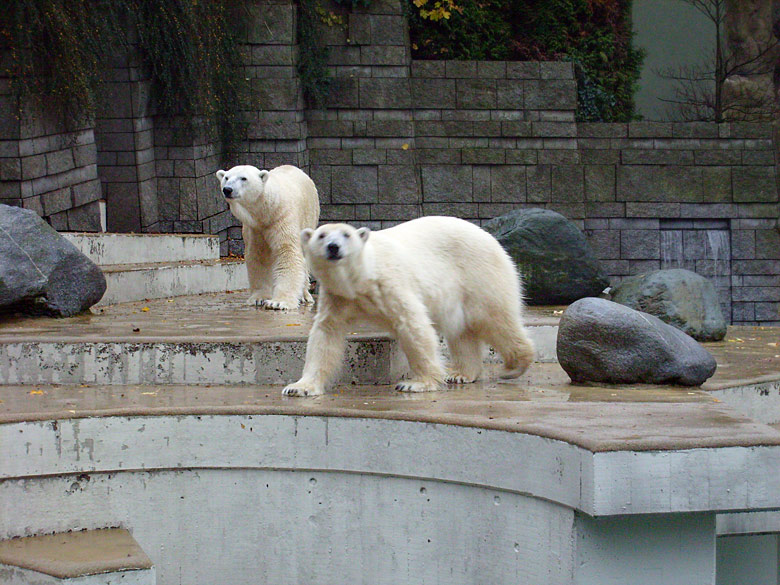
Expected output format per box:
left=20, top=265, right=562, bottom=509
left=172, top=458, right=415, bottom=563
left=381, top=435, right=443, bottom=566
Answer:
left=659, top=219, right=732, bottom=323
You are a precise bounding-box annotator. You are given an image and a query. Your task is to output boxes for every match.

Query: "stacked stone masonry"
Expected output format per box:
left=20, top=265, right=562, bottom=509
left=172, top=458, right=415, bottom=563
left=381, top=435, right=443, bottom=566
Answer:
left=0, top=94, right=103, bottom=232
left=0, top=0, right=778, bottom=324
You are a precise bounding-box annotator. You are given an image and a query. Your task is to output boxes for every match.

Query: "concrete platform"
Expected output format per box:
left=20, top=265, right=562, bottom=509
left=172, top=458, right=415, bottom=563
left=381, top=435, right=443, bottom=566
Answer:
left=0, top=292, right=560, bottom=385
left=2, top=375, right=780, bottom=584
left=96, top=259, right=248, bottom=306
left=2, top=292, right=780, bottom=585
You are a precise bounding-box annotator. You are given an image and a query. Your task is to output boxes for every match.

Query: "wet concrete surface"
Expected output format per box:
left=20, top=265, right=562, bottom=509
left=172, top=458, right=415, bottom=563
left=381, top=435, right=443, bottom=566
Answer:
left=1, top=361, right=779, bottom=452
left=0, top=290, right=565, bottom=342
left=1, top=291, right=778, bottom=452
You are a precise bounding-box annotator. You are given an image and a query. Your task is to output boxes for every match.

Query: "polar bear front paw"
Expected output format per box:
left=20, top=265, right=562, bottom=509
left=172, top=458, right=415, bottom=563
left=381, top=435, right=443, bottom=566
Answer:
left=246, top=292, right=266, bottom=306
left=282, top=381, right=324, bottom=397
left=395, top=380, right=440, bottom=393
left=263, top=299, right=292, bottom=311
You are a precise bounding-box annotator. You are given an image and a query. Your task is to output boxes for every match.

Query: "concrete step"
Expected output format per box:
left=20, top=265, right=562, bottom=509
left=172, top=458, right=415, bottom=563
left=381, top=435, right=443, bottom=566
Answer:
left=0, top=292, right=559, bottom=386
left=62, top=232, right=219, bottom=265
left=98, top=259, right=249, bottom=306
left=0, top=528, right=155, bottom=584
left=59, top=233, right=245, bottom=305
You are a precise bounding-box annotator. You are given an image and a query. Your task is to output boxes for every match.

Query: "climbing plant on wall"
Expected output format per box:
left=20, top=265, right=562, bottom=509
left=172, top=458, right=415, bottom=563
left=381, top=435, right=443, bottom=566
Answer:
left=128, top=0, right=247, bottom=153
left=1, top=0, right=246, bottom=153
left=1, top=0, right=116, bottom=127
left=298, top=0, right=333, bottom=107
left=406, top=0, right=644, bottom=121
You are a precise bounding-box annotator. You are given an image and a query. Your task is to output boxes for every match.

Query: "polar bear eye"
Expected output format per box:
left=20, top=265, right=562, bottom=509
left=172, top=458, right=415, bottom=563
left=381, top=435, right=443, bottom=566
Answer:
left=318, top=233, right=326, bottom=240
left=343, top=232, right=350, bottom=239
left=240, top=177, right=247, bottom=181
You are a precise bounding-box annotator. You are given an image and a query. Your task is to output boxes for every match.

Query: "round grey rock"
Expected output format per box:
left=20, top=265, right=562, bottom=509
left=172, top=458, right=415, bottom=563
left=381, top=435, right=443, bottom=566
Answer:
left=610, top=269, right=727, bottom=342
left=0, top=204, right=106, bottom=316
left=557, top=297, right=717, bottom=386
left=483, top=208, right=609, bottom=305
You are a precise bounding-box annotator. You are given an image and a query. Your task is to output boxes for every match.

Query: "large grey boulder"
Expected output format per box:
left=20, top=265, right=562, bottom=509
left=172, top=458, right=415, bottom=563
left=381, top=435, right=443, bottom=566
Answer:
left=557, top=297, right=717, bottom=386
left=610, top=269, right=727, bottom=342
left=483, top=208, right=609, bottom=305
left=0, top=205, right=106, bottom=316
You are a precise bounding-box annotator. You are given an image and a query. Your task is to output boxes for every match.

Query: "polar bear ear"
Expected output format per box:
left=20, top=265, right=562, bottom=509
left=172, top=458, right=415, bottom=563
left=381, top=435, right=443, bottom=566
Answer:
left=356, top=227, right=371, bottom=242
left=216, top=169, right=226, bottom=182
left=300, top=228, right=314, bottom=247
left=259, top=169, right=269, bottom=182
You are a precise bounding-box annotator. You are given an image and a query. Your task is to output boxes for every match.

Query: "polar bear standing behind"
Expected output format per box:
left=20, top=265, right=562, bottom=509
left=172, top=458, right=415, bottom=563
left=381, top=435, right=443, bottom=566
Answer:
left=216, top=165, right=319, bottom=310
left=283, top=216, right=535, bottom=396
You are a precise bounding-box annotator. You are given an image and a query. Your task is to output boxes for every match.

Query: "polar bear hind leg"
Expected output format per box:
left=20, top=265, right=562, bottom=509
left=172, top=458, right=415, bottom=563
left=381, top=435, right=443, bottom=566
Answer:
left=480, top=312, right=535, bottom=379
left=444, top=330, right=485, bottom=384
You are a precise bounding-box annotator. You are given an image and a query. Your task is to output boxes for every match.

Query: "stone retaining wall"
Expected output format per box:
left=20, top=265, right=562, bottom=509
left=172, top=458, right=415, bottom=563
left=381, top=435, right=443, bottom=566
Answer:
left=0, top=0, right=778, bottom=324
left=0, top=96, right=102, bottom=231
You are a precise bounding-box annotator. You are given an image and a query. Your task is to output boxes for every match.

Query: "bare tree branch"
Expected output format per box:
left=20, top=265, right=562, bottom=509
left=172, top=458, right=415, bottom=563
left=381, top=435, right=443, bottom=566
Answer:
left=657, top=0, right=778, bottom=121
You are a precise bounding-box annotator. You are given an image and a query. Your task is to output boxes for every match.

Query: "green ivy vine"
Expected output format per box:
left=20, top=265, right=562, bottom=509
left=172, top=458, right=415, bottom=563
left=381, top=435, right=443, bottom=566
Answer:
left=2, top=0, right=246, bottom=155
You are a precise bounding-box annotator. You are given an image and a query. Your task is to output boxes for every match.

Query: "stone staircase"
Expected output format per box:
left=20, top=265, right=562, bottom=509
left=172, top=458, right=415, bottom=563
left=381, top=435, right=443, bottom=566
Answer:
left=61, top=233, right=248, bottom=305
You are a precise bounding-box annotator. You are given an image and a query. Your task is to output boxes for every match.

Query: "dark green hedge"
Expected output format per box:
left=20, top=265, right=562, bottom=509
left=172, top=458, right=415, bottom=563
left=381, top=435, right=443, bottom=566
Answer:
left=406, top=0, right=644, bottom=121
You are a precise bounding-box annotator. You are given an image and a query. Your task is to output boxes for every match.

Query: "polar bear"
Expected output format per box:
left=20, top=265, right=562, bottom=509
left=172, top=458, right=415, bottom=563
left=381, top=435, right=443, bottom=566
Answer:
left=282, top=216, right=535, bottom=396
left=216, top=164, right=319, bottom=310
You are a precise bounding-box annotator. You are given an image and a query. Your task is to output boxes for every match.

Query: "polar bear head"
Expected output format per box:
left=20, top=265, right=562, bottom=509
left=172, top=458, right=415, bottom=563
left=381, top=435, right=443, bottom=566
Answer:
left=301, top=223, right=370, bottom=263
left=215, top=165, right=269, bottom=204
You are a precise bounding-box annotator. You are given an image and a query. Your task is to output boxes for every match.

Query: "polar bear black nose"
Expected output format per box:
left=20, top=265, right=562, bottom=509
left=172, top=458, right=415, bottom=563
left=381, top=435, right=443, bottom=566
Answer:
left=326, top=242, right=341, bottom=259
left=222, top=186, right=233, bottom=198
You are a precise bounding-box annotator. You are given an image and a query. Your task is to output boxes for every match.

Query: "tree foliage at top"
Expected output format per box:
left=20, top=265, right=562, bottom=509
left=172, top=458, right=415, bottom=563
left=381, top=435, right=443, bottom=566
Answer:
left=406, top=0, right=644, bottom=121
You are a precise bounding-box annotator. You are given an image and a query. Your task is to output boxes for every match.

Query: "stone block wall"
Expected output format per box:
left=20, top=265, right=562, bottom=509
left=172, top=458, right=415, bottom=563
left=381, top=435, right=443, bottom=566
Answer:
left=306, top=0, right=416, bottom=227
left=577, top=122, right=778, bottom=322
left=94, top=29, right=158, bottom=234
left=0, top=0, right=778, bottom=323
left=0, top=79, right=103, bottom=231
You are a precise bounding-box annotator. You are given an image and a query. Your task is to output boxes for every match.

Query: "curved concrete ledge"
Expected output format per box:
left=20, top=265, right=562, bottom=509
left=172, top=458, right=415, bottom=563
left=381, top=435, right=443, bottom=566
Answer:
left=3, top=374, right=780, bottom=585
left=62, top=232, right=220, bottom=265
left=1, top=409, right=777, bottom=584
left=0, top=338, right=405, bottom=386
left=3, top=397, right=780, bottom=516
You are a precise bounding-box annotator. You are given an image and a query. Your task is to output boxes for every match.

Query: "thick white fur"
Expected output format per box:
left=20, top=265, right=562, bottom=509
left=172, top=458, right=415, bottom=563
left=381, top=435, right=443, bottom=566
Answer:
left=283, top=216, right=535, bottom=397
left=216, top=165, right=319, bottom=310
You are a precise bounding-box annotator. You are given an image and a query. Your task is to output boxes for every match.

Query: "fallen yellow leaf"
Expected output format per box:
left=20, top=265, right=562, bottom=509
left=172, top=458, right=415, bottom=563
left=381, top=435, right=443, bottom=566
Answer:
left=141, top=307, right=150, bottom=312
left=29, top=390, right=44, bottom=395
left=286, top=323, right=301, bottom=327
left=402, top=143, right=410, bottom=150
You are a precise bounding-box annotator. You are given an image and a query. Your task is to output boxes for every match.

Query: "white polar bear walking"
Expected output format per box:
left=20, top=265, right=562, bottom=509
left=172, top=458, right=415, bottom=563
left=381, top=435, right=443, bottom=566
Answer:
left=216, top=165, right=319, bottom=310
left=283, top=216, right=536, bottom=396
